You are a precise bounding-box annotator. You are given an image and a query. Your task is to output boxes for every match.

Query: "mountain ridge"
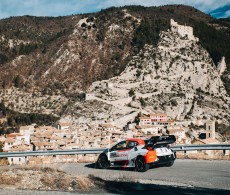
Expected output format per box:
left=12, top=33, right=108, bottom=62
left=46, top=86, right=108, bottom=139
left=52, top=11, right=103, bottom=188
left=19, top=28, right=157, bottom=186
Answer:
left=0, top=5, right=229, bottom=126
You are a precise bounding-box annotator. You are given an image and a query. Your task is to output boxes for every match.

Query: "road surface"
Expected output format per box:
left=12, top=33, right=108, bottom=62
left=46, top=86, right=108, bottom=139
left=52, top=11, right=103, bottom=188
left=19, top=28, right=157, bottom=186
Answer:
left=59, top=159, right=230, bottom=190
left=0, top=159, right=230, bottom=194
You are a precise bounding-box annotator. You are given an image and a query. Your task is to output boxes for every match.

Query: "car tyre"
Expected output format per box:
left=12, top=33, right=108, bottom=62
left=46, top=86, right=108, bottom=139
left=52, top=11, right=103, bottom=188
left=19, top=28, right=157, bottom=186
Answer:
left=135, top=156, right=149, bottom=172
left=165, top=160, right=174, bottom=167
left=96, top=155, right=110, bottom=169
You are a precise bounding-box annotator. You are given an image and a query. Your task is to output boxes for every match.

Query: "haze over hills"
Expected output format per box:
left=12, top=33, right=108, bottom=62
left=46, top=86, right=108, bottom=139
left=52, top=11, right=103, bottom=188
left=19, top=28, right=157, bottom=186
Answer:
left=0, top=5, right=229, bottom=128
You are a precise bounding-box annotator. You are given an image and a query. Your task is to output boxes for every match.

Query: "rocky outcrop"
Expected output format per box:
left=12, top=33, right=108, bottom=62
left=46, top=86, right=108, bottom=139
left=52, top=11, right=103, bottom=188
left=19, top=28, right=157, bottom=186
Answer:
left=217, top=56, right=227, bottom=75
left=88, top=28, right=230, bottom=123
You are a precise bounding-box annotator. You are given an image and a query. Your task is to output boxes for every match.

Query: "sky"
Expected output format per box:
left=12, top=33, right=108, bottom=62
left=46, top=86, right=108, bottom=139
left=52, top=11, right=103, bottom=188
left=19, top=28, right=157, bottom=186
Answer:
left=0, top=0, right=229, bottom=20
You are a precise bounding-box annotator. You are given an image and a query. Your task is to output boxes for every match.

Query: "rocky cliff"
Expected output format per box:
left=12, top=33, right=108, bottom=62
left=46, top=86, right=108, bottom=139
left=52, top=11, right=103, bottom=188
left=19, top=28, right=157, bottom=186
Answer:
left=88, top=29, right=229, bottom=124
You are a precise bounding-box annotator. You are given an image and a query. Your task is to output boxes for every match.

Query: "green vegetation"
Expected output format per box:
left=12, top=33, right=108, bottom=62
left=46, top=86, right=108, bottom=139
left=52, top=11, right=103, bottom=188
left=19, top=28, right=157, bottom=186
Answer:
left=136, top=69, right=141, bottom=77
left=171, top=99, right=178, bottom=107
left=132, top=18, right=168, bottom=50
left=0, top=15, right=74, bottom=64
left=139, top=97, right=146, bottom=107
left=13, top=75, right=24, bottom=88
left=215, top=122, right=230, bottom=140
left=7, top=113, right=59, bottom=127
left=0, top=102, right=59, bottom=133
left=128, top=88, right=135, bottom=97
left=194, top=22, right=230, bottom=66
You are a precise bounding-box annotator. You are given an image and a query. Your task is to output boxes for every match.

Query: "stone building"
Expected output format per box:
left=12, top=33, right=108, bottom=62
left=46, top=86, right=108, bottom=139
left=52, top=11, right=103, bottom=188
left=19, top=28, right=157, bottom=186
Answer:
left=85, top=93, right=95, bottom=100
left=170, top=19, right=198, bottom=41
left=206, top=120, right=215, bottom=139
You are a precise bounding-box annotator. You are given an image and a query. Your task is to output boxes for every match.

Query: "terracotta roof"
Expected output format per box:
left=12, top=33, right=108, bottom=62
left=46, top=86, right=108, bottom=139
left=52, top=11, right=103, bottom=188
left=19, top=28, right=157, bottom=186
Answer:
left=51, top=135, right=63, bottom=140
left=139, top=125, right=153, bottom=129
left=100, top=124, right=115, bottom=128
left=157, top=120, right=174, bottom=123
left=33, top=133, right=44, bottom=138
left=59, top=122, right=72, bottom=126
left=19, top=126, right=32, bottom=131
left=202, top=138, right=219, bottom=144
left=65, top=139, right=74, bottom=143
left=62, top=130, right=73, bottom=134
left=135, top=125, right=142, bottom=129
left=56, top=140, right=66, bottom=145
left=111, top=131, right=122, bottom=135
left=33, top=141, right=50, bottom=147
left=6, top=133, right=23, bottom=138
left=45, top=126, right=55, bottom=130
left=139, top=117, right=151, bottom=120
left=66, top=143, right=80, bottom=147
left=30, top=137, right=40, bottom=142
left=53, top=130, right=62, bottom=133
left=100, top=140, right=110, bottom=145
left=5, top=138, right=15, bottom=143
left=168, top=128, right=184, bottom=133
left=149, top=113, right=167, bottom=116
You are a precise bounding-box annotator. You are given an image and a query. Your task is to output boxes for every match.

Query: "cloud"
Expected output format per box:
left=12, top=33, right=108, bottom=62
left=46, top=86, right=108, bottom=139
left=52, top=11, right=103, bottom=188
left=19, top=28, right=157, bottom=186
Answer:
left=0, top=0, right=229, bottom=19
left=209, top=4, right=230, bottom=18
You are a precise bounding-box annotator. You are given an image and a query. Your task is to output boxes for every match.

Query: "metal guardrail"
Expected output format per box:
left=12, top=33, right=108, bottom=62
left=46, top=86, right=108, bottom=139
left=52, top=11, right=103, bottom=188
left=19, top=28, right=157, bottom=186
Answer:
left=0, top=144, right=229, bottom=158
left=0, top=149, right=104, bottom=158
left=171, top=144, right=230, bottom=151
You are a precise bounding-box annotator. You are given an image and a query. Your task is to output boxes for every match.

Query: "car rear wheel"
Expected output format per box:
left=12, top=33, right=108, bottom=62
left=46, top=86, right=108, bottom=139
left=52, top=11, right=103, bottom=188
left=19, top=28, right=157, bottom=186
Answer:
left=135, top=156, right=149, bottom=172
left=96, top=155, right=110, bottom=169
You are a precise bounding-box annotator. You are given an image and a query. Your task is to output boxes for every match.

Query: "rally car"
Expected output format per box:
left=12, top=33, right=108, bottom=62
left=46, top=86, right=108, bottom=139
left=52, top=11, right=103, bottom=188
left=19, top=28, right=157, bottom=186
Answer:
left=96, top=135, right=176, bottom=172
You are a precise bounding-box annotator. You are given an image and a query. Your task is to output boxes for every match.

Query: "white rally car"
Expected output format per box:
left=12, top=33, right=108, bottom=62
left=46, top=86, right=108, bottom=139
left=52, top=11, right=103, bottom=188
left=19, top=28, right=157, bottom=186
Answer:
left=96, top=135, right=176, bottom=172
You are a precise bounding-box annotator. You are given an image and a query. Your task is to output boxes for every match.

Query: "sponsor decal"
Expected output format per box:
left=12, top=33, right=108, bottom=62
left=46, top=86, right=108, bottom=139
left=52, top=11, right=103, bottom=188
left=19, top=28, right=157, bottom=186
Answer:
left=110, top=152, right=119, bottom=158
left=119, top=153, right=128, bottom=157
left=110, top=152, right=128, bottom=158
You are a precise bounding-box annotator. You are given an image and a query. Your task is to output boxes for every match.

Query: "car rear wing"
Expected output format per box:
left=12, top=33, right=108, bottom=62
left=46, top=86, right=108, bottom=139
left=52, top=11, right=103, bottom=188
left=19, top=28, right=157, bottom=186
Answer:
left=146, top=135, right=176, bottom=146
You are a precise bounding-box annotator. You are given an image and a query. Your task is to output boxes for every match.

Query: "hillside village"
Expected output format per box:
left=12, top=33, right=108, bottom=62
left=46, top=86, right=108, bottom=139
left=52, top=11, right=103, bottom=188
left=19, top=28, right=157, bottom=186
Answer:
left=0, top=111, right=225, bottom=165
left=0, top=18, right=229, bottom=165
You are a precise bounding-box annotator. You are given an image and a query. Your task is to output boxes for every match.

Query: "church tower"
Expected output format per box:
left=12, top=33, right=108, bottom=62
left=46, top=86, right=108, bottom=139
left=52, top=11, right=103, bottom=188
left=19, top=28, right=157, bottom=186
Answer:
left=206, top=121, right=215, bottom=139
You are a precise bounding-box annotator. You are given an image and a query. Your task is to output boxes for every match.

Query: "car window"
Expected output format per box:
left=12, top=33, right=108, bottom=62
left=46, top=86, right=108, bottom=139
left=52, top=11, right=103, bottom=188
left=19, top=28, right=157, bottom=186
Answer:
left=111, top=140, right=138, bottom=151
left=126, top=141, right=137, bottom=148
left=112, top=141, right=126, bottom=150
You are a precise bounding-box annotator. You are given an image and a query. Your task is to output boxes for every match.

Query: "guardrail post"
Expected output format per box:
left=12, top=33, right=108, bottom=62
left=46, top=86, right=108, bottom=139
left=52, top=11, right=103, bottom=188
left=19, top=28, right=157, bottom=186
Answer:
left=184, top=150, right=187, bottom=159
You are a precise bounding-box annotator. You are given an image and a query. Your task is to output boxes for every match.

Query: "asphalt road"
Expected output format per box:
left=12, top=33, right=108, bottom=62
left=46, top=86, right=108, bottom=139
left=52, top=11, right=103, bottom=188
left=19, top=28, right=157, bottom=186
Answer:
left=0, top=159, right=230, bottom=194
left=57, top=159, right=230, bottom=190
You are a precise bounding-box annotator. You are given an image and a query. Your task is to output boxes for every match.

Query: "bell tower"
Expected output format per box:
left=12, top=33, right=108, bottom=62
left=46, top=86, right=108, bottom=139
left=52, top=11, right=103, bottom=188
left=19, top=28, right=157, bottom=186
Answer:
left=206, top=121, right=215, bottom=139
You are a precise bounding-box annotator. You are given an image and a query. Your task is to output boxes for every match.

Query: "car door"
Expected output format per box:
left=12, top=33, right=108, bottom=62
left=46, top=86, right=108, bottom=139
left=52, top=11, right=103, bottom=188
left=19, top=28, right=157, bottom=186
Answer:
left=126, top=141, right=139, bottom=167
left=109, top=141, right=130, bottom=167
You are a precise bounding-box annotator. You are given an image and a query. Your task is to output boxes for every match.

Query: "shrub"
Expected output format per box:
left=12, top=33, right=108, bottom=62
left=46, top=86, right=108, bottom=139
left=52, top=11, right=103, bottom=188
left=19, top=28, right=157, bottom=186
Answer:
left=136, top=70, right=141, bottom=77
left=171, top=99, right=178, bottom=106
left=139, top=97, right=146, bottom=107
left=128, top=88, right=135, bottom=97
